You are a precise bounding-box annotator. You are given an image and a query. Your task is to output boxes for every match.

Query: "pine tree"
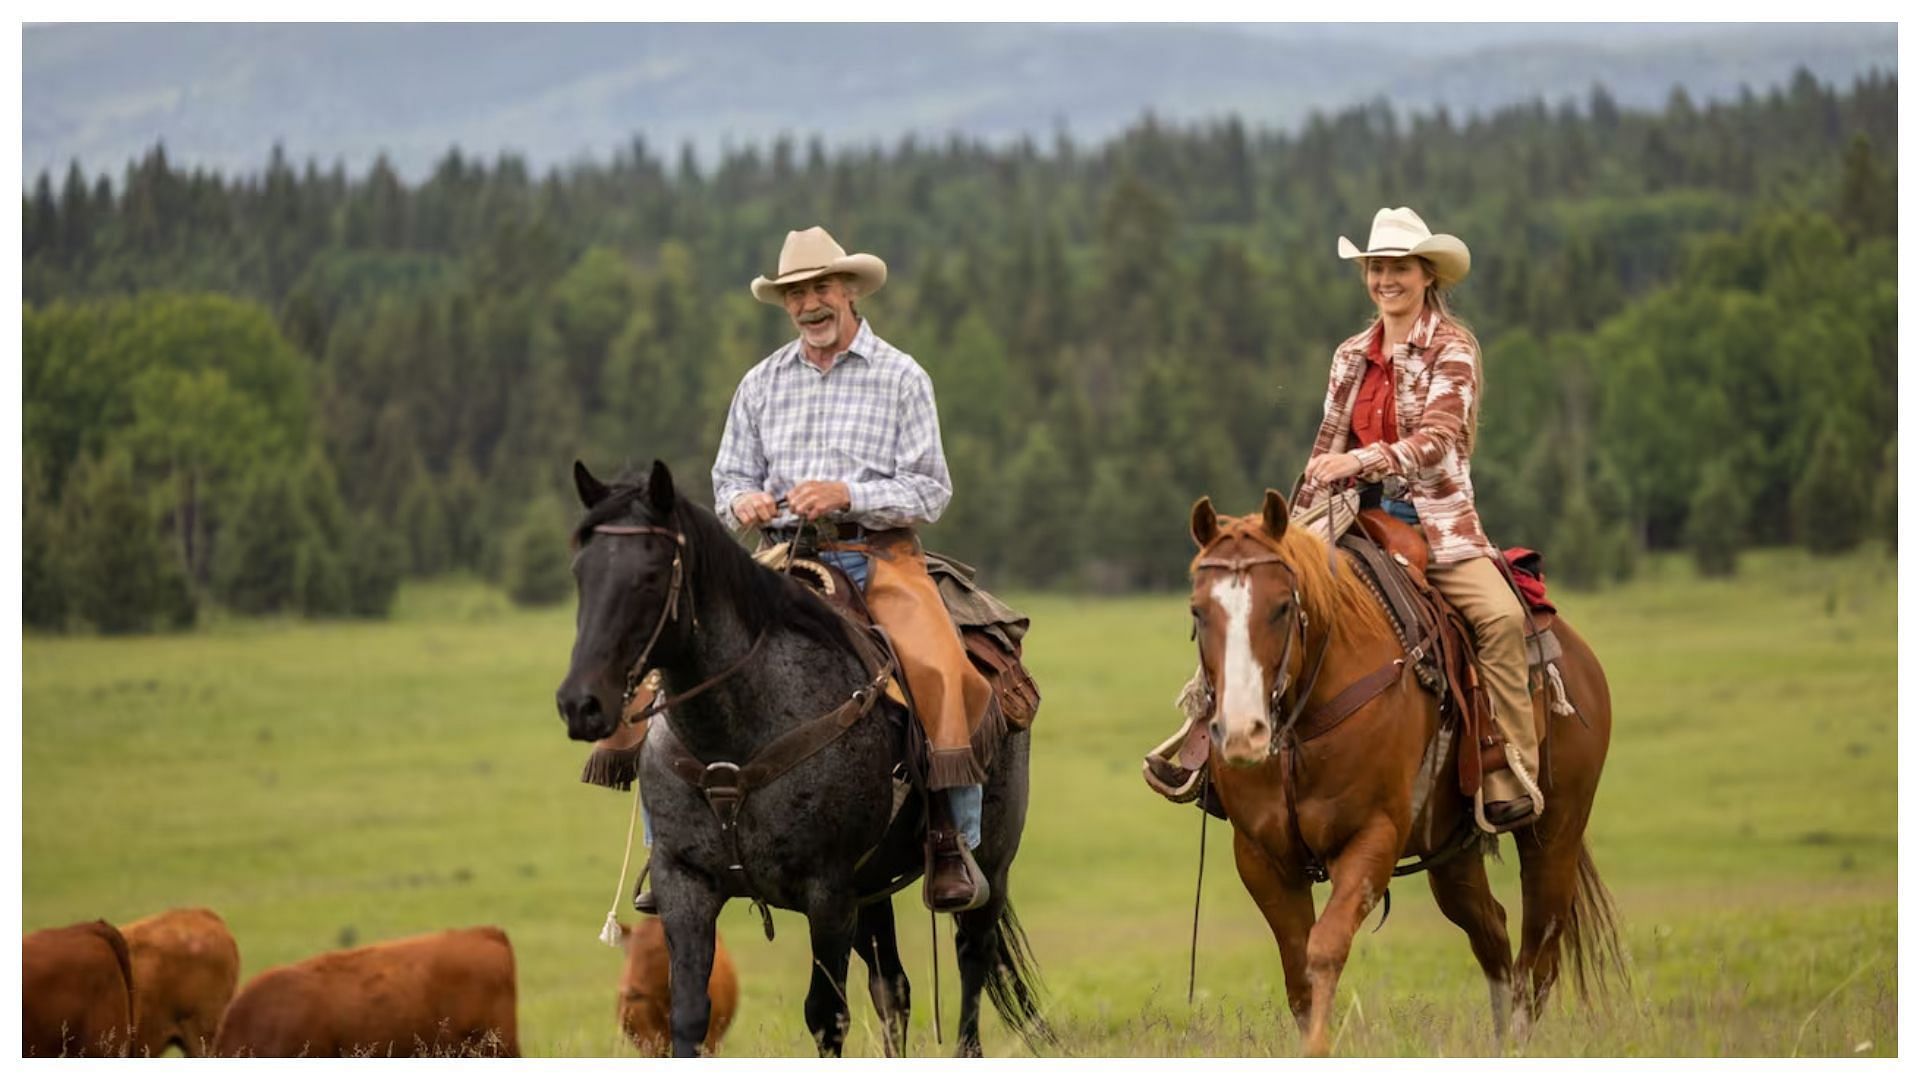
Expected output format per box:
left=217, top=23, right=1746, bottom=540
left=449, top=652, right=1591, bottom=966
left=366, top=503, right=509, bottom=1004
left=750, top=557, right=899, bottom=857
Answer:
left=1000, top=423, right=1078, bottom=588
left=503, top=496, right=573, bottom=607
left=397, top=465, right=451, bottom=576
left=1870, top=438, right=1896, bottom=550
left=22, top=452, right=70, bottom=631
left=1548, top=484, right=1606, bottom=590
left=1791, top=418, right=1871, bottom=555
left=212, top=469, right=314, bottom=615
left=62, top=450, right=191, bottom=634
left=343, top=513, right=406, bottom=617
left=1684, top=456, right=1746, bottom=578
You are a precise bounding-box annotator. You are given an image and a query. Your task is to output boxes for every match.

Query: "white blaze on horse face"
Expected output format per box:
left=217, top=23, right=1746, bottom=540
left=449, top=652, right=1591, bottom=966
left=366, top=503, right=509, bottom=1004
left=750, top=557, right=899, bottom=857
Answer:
left=1211, top=576, right=1268, bottom=747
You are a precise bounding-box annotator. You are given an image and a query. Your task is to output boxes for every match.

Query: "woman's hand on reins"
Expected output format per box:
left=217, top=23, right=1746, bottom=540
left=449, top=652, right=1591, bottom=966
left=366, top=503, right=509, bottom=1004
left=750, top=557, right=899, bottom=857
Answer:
left=1303, top=452, right=1364, bottom=485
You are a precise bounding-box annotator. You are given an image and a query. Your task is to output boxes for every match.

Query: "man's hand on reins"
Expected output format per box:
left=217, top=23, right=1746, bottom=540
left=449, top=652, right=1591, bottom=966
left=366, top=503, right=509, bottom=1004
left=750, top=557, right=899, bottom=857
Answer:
left=787, top=480, right=851, bottom=521
left=731, top=491, right=779, bottom=528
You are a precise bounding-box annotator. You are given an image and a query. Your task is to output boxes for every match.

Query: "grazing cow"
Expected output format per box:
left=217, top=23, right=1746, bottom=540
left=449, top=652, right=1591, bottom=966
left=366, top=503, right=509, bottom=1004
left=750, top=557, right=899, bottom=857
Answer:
left=617, top=918, right=737, bottom=1056
left=120, top=907, right=242, bottom=1057
left=22, top=919, right=135, bottom=1057
left=213, top=926, right=519, bottom=1057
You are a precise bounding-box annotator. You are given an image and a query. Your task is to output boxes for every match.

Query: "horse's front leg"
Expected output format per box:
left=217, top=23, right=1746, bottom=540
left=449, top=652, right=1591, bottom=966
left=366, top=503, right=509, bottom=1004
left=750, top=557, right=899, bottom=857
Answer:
left=1231, top=826, right=1316, bottom=1037
left=803, top=891, right=859, bottom=1056
left=655, top=862, right=725, bottom=1057
left=1300, top=815, right=1398, bottom=1057
left=852, top=900, right=911, bottom=1056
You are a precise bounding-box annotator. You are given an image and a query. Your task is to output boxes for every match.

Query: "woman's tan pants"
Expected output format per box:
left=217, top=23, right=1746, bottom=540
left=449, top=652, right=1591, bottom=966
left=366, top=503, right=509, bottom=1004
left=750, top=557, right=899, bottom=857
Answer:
left=1426, top=555, right=1542, bottom=808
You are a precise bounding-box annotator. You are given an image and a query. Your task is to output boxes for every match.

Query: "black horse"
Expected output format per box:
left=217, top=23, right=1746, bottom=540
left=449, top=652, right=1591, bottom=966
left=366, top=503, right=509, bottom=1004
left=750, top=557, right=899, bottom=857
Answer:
left=555, top=460, right=1049, bottom=1057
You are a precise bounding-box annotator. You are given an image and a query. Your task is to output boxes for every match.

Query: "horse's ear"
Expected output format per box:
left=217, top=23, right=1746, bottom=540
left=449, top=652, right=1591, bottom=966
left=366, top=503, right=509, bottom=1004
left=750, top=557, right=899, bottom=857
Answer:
left=1260, top=488, right=1290, bottom=541
left=647, top=459, right=676, bottom=515
left=574, top=460, right=609, bottom=509
left=1190, top=496, right=1219, bottom=549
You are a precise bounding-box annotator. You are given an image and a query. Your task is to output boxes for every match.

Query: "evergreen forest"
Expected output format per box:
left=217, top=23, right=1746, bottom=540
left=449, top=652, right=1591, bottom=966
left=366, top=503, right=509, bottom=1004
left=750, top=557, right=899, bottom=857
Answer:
left=21, top=68, right=1898, bottom=631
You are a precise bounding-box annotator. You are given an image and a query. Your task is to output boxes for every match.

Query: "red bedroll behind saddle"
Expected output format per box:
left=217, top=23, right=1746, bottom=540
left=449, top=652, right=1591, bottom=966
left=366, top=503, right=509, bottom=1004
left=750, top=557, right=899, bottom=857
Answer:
left=1502, top=546, right=1556, bottom=615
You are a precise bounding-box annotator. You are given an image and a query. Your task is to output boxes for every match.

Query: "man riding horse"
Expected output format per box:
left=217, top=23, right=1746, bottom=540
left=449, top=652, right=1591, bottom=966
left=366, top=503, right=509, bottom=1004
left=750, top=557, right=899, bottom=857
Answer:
left=631, top=226, right=994, bottom=915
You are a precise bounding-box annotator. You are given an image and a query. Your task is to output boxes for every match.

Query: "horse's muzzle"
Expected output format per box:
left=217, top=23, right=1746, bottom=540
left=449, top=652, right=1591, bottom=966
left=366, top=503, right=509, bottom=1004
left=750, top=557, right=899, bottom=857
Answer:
left=1212, top=714, right=1273, bottom=768
left=556, top=680, right=619, bottom=743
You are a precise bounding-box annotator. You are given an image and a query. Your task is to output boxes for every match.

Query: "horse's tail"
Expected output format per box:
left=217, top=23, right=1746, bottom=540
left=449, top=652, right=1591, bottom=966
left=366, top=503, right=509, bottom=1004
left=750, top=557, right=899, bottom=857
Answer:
left=984, top=902, right=1058, bottom=1053
left=1561, top=840, right=1630, bottom=1003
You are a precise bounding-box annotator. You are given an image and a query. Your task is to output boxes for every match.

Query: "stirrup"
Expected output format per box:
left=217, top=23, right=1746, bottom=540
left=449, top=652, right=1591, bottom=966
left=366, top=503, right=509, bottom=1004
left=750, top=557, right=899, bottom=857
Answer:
left=1143, top=713, right=1206, bottom=802
left=632, top=861, right=656, bottom=914
left=1473, top=787, right=1542, bottom=835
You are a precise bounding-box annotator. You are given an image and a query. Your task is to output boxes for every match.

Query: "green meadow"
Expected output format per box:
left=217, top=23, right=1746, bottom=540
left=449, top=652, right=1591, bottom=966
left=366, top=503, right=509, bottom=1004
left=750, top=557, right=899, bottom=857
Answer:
left=21, top=547, right=1895, bottom=1056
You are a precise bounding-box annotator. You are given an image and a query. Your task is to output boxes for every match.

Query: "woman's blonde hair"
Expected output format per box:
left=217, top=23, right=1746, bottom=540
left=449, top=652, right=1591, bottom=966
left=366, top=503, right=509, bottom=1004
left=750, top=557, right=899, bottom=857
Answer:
left=1359, top=256, right=1484, bottom=455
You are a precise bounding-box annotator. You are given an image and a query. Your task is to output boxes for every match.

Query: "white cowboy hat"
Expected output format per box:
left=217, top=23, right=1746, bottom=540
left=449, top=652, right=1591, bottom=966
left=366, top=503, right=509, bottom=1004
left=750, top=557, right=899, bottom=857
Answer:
left=1337, top=207, right=1471, bottom=288
left=749, top=226, right=888, bottom=305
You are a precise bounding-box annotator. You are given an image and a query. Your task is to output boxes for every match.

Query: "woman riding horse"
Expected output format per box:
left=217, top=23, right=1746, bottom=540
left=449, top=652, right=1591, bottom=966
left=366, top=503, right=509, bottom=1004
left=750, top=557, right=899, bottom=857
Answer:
left=1296, top=206, right=1542, bottom=833
left=1161, top=208, right=1623, bottom=1055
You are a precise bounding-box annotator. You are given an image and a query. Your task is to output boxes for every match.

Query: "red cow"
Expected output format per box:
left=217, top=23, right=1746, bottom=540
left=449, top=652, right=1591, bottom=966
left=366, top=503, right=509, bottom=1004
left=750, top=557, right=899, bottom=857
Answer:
left=213, top=926, right=518, bottom=1057
left=23, top=919, right=135, bottom=1057
left=120, top=907, right=242, bottom=1057
left=617, top=917, right=738, bottom=1055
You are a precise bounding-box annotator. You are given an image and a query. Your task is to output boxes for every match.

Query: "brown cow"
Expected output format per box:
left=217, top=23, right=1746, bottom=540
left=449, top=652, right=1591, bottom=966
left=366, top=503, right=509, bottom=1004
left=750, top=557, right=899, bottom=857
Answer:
left=120, top=907, right=241, bottom=1057
left=616, top=918, right=737, bottom=1056
left=22, top=919, right=135, bottom=1057
left=213, top=926, right=518, bottom=1057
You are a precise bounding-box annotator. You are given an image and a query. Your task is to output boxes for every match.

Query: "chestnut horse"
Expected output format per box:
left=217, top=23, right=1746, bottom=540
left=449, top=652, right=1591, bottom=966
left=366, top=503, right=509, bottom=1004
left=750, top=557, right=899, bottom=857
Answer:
left=1187, top=490, right=1622, bottom=1055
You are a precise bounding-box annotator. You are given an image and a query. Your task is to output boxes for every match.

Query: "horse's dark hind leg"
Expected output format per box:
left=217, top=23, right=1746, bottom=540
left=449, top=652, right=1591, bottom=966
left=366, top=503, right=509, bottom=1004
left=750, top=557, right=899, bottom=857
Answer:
left=657, top=873, right=725, bottom=1057
left=803, top=898, right=859, bottom=1057
left=951, top=892, right=1006, bottom=1057
left=851, top=900, right=911, bottom=1056
left=1425, top=848, right=1515, bottom=1044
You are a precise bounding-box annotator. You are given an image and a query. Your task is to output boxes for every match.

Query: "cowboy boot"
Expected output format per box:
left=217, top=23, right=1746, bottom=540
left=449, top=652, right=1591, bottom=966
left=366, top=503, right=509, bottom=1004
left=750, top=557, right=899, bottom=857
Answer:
left=924, top=796, right=989, bottom=913
left=1480, top=771, right=1539, bottom=831
left=631, top=859, right=656, bottom=915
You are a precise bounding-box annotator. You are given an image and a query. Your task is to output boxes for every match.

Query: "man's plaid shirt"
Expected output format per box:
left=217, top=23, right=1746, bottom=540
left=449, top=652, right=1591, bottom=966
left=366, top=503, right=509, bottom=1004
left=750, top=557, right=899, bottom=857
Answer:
left=712, top=319, right=952, bottom=532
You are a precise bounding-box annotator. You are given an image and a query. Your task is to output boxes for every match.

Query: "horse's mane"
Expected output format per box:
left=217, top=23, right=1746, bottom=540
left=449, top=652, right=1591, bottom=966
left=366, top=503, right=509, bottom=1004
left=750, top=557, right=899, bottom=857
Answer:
left=573, top=477, right=857, bottom=659
left=1193, top=514, right=1395, bottom=653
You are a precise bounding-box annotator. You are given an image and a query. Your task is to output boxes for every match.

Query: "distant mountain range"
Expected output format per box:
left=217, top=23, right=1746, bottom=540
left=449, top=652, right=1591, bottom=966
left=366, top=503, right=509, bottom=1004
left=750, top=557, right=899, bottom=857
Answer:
left=22, top=22, right=1897, bottom=185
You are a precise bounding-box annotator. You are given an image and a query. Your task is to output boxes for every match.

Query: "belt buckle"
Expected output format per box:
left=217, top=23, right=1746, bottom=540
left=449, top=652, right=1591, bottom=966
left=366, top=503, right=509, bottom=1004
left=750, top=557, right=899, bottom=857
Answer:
left=1382, top=476, right=1411, bottom=501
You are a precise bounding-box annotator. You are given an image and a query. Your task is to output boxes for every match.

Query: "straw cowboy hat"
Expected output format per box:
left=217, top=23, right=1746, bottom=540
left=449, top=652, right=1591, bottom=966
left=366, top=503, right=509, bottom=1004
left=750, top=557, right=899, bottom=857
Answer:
left=1337, top=207, right=1471, bottom=288
left=749, top=226, right=888, bottom=304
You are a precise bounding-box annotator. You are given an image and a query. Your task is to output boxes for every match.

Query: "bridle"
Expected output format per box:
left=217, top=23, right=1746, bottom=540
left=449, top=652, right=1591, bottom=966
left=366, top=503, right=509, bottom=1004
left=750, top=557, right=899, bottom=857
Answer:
left=1191, top=539, right=1332, bottom=758
left=588, top=519, right=768, bottom=726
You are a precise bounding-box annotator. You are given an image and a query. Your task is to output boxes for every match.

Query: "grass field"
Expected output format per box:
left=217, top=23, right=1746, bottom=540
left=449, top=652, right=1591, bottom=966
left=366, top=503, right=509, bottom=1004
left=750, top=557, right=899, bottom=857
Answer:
left=21, top=547, right=1896, bottom=1057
